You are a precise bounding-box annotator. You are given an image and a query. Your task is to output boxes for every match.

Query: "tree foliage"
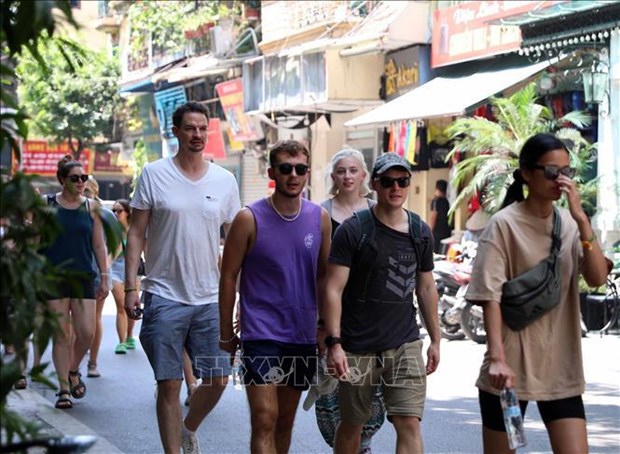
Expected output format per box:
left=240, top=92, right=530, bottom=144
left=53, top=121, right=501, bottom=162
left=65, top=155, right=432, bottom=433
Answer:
left=16, top=40, right=121, bottom=159
left=1, top=1, right=119, bottom=445
left=446, top=82, right=595, bottom=214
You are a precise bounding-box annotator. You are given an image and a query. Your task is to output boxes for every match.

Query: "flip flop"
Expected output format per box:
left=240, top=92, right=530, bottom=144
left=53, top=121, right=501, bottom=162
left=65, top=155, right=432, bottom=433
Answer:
left=55, top=390, right=73, bottom=409
left=68, top=370, right=86, bottom=399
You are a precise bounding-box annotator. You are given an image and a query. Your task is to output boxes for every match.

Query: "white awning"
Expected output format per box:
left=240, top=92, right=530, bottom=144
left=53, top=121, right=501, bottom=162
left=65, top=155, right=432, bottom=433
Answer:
left=344, top=60, right=551, bottom=128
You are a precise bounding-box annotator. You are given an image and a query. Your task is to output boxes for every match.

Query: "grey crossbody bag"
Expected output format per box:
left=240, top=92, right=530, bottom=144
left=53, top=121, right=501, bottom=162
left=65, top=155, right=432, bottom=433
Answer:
left=500, top=207, right=562, bottom=331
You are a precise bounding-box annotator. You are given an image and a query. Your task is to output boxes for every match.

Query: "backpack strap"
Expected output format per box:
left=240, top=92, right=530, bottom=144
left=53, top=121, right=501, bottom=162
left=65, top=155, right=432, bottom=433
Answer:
left=355, top=208, right=375, bottom=252
left=406, top=209, right=423, bottom=266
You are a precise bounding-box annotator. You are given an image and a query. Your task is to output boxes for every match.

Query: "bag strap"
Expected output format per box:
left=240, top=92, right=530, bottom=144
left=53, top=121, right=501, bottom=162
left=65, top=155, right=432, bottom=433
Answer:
left=550, top=206, right=562, bottom=256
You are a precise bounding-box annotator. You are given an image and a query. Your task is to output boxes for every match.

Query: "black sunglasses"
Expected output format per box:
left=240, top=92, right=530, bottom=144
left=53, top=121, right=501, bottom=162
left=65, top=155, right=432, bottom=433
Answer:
left=68, top=174, right=89, bottom=183
left=532, top=165, right=576, bottom=180
left=375, top=176, right=411, bottom=189
left=112, top=208, right=125, bottom=214
left=275, top=163, right=309, bottom=176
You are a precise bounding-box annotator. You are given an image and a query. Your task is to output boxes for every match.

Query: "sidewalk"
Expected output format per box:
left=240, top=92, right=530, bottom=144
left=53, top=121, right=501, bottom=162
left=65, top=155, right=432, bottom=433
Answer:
left=6, top=387, right=122, bottom=453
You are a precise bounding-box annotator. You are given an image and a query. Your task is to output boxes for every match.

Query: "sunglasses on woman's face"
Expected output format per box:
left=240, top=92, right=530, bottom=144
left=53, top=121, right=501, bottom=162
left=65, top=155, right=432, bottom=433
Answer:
left=532, top=165, right=576, bottom=180
left=112, top=208, right=124, bottom=214
left=375, top=176, right=411, bottom=189
left=67, top=174, right=89, bottom=183
left=274, top=163, right=309, bottom=176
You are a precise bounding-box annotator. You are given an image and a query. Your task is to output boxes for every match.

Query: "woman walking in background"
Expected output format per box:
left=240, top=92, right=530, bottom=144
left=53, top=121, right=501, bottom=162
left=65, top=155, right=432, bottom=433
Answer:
left=109, top=199, right=137, bottom=354
left=316, top=148, right=384, bottom=453
left=83, top=177, right=116, bottom=377
left=43, top=156, right=109, bottom=409
left=465, top=134, right=608, bottom=453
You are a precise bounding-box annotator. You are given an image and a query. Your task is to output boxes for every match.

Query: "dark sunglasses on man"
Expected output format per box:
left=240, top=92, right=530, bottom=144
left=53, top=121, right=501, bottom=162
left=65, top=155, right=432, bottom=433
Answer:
left=274, top=163, right=309, bottom=176
left=375, top=176, right=411, bottom=189
left=67, top=174, right=89, bottom=183
left=532, top=165, right=576, bottom=180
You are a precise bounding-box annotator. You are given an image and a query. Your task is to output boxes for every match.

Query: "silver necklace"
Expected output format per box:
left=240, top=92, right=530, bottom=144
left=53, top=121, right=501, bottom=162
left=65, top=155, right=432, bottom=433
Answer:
left=269, top=196, right=302, bottom=222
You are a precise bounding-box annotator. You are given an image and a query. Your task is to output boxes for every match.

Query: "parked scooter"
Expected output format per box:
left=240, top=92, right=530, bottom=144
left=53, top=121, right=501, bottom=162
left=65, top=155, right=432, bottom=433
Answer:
left=433, top=260, right=468, bottom=340
left=460, top=296, right=487, bottom=344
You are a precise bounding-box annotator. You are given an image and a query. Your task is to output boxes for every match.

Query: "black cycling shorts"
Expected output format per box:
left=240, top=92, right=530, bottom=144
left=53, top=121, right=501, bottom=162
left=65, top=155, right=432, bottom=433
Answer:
left=479, top=389, right=585, bottom=431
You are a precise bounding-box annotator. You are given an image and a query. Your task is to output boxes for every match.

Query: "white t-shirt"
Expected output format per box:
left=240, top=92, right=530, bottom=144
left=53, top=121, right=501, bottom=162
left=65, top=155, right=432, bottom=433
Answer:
left=131, top=157, right=240, bottom=305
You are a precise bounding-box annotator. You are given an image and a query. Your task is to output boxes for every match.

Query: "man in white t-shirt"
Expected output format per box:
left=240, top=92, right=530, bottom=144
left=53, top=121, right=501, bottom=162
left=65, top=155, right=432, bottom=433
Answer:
left=125, top=101, right=241, bottom=454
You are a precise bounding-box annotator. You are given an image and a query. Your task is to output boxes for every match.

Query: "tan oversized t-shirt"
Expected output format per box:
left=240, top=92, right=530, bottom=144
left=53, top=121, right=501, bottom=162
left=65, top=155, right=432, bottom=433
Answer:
left=466, top=202, right=584, bottom=401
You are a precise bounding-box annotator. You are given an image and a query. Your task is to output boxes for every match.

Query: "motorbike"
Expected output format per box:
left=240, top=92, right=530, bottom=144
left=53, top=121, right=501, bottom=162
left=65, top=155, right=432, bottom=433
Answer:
left=433, top=259, right=472, bottom=340
left=460, top=293, right=487, bottom=344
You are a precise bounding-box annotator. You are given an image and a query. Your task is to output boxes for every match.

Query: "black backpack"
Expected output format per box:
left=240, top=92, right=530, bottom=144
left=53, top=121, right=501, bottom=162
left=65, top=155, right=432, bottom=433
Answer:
left=344, top=208, right=425, bottom=303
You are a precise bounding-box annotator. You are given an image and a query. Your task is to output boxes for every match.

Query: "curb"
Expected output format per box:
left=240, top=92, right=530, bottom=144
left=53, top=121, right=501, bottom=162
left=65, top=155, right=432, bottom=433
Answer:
left=7, top=388, right=123, bottom=453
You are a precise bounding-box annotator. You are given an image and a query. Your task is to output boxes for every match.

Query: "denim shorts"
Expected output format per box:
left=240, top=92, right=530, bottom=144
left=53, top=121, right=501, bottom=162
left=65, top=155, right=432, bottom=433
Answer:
left=241, top=340, right=317, bottom=390
left=339, top=339, right=426, bottom=424
left=139, top=292, right=232, bottom=381
left=109, top=258, right=124, bottom=284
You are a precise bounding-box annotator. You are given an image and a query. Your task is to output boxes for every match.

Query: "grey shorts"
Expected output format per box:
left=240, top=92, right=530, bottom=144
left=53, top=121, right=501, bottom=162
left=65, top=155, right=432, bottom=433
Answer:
left=139, top=292, right=232, bottom=382
left=339, top=340, right=427, bottom=424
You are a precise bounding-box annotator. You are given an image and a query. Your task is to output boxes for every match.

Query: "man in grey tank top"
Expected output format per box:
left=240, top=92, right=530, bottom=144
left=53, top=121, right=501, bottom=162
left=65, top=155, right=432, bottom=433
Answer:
left=219, top=140, right=332, bottom=453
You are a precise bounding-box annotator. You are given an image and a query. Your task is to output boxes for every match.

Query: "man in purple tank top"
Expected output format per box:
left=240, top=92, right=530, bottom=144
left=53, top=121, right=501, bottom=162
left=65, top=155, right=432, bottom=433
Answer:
left=219, top=140, right=331, bottom=453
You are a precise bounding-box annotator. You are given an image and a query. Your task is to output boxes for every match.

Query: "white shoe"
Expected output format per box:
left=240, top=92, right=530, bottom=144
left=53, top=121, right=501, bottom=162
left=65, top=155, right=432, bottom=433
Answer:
left=181, top=430, right=201, bottom=454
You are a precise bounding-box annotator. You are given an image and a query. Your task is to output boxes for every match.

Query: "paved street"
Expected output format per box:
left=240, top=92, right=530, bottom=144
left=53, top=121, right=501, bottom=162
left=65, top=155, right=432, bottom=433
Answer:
left=23, top=296, right=620, bottom=453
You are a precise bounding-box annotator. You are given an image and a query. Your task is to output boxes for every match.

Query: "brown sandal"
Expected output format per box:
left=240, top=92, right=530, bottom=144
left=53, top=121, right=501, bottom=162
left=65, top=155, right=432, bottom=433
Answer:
left=68, top=370, right=86, bottom=399
left=55, top=390, right=73, bottom=409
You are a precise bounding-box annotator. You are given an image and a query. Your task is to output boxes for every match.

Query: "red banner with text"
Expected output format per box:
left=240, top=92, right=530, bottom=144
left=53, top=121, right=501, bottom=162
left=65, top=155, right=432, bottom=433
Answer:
left=21, top=140, right=91, bottom=176
left=431, top=1, right=564, bottom=68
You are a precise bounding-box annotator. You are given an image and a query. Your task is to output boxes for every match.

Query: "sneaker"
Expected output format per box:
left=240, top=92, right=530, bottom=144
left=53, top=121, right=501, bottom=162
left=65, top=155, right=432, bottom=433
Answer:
left=181, top=430, right=201, bottom=454
left=114, top=343, right=127, bottom=354
left=125, top=337, right=137, bottom=350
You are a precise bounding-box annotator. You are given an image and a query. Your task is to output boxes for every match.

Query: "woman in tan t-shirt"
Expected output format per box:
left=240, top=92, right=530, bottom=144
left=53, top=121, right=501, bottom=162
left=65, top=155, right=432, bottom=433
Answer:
left=466, top=133, right=608, bottom=453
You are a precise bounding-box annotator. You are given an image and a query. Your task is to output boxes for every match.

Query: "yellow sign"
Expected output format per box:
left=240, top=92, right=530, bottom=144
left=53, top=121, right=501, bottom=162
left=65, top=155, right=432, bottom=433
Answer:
left=384, top=59, right=419, bottom=97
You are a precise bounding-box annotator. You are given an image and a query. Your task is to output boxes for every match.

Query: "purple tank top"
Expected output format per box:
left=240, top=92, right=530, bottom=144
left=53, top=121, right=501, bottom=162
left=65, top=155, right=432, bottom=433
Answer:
left=240, top=198, right=322, bottom=344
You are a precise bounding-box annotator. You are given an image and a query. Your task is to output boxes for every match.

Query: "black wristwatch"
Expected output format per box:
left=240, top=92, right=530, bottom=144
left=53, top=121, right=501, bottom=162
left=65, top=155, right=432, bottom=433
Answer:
left=324, top=336, right=342, bottom=348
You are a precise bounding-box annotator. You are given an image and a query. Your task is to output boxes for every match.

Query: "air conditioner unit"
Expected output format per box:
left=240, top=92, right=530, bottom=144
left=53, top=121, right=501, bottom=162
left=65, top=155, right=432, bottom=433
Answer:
left=210, top=26, right=233, bottom=57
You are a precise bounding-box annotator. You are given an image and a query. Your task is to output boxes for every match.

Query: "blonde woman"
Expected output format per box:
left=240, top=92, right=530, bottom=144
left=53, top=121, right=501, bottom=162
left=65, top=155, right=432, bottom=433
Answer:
left=317, top=148, right=384, bottom=453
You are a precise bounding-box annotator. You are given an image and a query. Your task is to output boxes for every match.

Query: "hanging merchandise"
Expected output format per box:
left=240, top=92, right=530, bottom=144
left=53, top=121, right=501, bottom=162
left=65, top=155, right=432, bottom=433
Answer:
left=429, top=140, right=452, bottom=168
left=406, top=120, right=418, bottom=164
left=411, top=127, right=430, bottom=171
left=396, top=121, right=408, bottom=158
left=387, top=123, right=395, bottom=153
left=382, top=127, right=390, bottom=154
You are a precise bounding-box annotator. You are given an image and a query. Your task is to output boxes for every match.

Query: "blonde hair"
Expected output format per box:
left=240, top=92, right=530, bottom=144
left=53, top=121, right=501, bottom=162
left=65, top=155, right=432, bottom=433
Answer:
left=84, top=176, right=102, bottom=203
left=327, top=148, right=371, bottom=196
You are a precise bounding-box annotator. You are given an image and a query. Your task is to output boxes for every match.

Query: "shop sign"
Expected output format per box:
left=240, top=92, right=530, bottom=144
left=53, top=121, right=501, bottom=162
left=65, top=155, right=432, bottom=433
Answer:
left=203, top=118, right=227, bottom=160
left=431, top=1, right=564, bottom=68
left=384, top=46, right=421, bottom=102
left=215, top=78, right=260, bottom=141
left=154, top=86, right=187, bottom=140
left=93, top=149, right=130, bottom=174
left=21, top=140, right=91, bottom=176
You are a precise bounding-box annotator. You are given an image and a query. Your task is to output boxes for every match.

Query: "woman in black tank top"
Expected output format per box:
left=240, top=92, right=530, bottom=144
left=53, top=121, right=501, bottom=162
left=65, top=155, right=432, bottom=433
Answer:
left=44, top=156, right=109, bottom=410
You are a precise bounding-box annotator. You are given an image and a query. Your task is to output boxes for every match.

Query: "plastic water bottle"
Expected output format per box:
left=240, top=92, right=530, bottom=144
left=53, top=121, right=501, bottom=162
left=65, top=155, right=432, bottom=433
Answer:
left=232, top=349, right=243, bottom=390
left=500, top=388, right=526, bottom=450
